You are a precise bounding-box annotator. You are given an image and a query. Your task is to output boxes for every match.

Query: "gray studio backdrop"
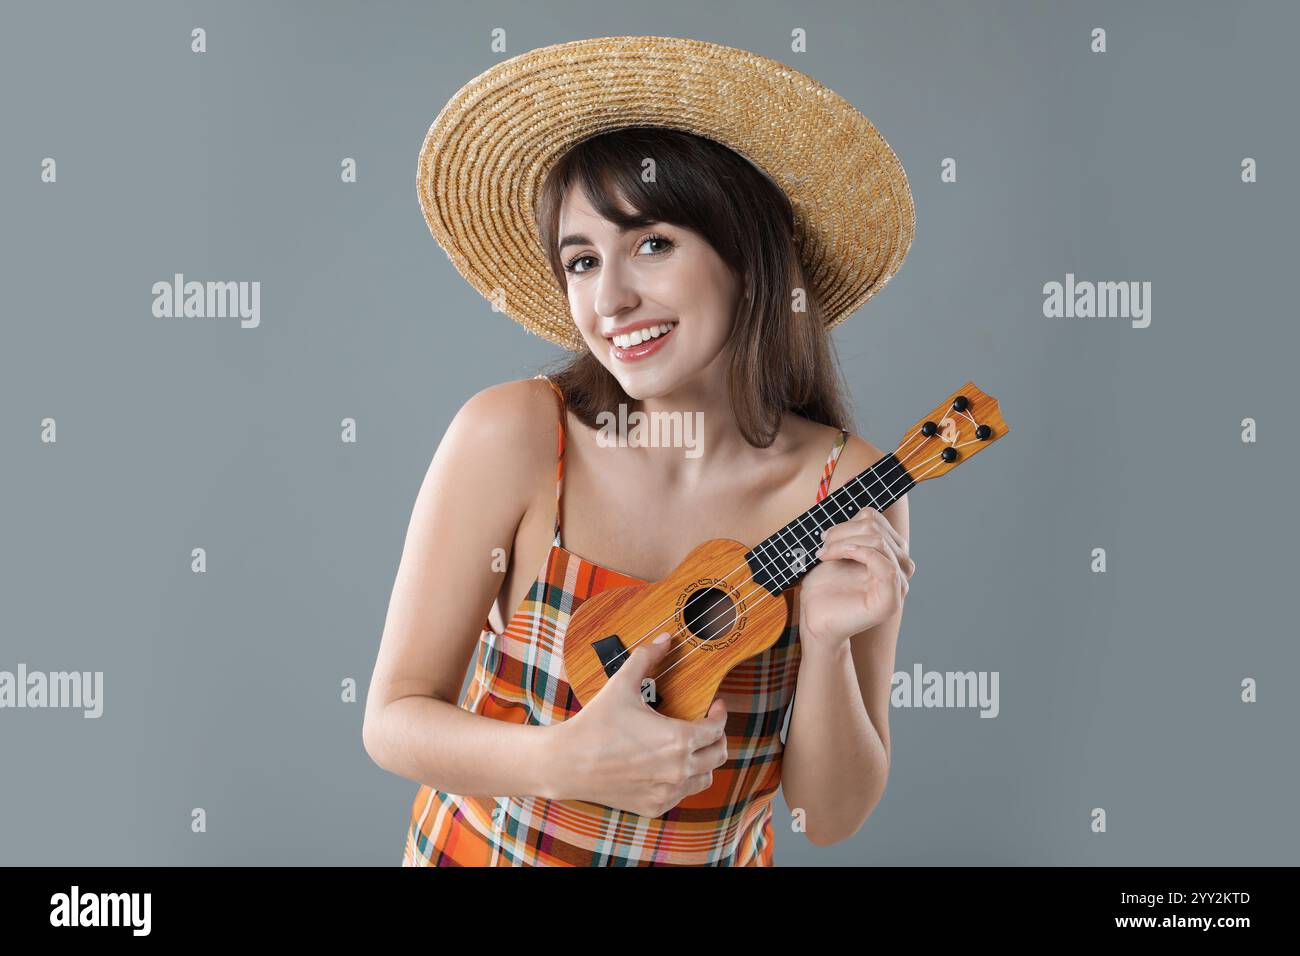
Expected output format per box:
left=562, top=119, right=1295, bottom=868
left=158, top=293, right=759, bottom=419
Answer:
left=2, top=0, right=1296, bottom=866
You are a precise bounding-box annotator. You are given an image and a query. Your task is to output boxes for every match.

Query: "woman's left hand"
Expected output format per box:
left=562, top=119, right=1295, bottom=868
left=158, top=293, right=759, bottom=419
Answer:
left=797, top=508, right=915, bottom=651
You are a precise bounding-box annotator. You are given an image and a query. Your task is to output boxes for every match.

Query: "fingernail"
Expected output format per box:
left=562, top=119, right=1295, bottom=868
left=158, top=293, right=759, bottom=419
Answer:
left=653, top=633, right=669, bottom=645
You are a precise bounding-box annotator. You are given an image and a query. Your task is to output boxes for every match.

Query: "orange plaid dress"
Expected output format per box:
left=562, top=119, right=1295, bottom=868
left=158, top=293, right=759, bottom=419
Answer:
left=402, top=375, right=849, bottom=866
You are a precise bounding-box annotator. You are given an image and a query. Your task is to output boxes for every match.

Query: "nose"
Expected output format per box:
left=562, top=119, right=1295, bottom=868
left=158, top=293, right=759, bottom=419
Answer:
left=593, top=256, right=640, bottom=320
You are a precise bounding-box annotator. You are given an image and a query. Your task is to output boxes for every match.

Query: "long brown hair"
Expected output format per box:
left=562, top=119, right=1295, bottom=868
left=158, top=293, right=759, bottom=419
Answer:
left=534, top=126, right=856, bottom=447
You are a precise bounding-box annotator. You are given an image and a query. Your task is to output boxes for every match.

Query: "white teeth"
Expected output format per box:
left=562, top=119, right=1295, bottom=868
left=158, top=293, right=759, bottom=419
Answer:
left=613, top=322, right=676, bottom=349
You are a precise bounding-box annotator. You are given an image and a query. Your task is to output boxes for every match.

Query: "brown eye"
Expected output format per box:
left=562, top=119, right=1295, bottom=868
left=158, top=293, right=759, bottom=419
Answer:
left=638, top=234, right=675, bottom=256
left=564, top=254, right=595, bottom=274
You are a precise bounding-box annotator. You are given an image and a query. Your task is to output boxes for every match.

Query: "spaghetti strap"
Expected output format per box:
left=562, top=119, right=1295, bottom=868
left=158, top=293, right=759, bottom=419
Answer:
left=534, top=374, right=566, bottom=547
left=816, top=428, right=851, bottom=502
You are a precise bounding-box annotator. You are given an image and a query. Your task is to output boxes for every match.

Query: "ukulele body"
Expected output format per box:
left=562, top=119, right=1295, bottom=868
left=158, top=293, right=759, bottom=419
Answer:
left=562, top=538, right=795, bottom=721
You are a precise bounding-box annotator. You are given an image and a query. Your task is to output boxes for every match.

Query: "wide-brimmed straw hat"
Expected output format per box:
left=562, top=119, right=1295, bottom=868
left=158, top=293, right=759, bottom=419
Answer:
left=417, top=35, right=915, bottom=352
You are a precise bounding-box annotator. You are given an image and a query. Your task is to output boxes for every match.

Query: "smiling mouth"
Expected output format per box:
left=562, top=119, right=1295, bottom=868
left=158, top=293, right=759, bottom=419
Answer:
left=608, top=322, right=677, bottom=361
left=607, top=321, right=677, bottom=349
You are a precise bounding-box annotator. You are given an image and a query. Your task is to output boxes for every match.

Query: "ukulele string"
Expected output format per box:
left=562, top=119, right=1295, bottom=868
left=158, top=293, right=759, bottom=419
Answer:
left=649, top=440, right=979, bottom=687
left=593, top=427, right=931, bottom=677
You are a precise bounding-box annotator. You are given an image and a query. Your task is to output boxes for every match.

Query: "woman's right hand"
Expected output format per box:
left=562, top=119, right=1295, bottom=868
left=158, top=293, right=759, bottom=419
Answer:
left=549, top=632, right=729, bottom=817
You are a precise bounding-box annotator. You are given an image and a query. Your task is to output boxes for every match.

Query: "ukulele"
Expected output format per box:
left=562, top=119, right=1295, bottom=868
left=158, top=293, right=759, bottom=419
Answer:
left=561, top=382, right=1008, bottom=720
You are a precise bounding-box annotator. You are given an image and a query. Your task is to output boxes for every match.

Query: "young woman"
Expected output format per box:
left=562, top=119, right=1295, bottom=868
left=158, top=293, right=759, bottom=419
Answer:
left=363, top=37, right=916, bottom=866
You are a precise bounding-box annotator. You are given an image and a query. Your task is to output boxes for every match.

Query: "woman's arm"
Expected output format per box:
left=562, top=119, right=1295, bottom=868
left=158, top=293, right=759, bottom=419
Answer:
left=780, top=606, right=899, bottom=845
left=361, top=378, right=565, bottom=798
left=780, top=440, right=909, bottom=846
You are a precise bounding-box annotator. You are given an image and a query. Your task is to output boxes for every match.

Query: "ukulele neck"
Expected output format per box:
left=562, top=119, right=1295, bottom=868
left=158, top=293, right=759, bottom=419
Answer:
left=744, top=452, right=916, bottom=597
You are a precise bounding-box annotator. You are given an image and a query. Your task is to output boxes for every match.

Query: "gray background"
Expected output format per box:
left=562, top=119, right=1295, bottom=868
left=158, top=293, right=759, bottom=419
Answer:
left=1, top=0, right=1295, bottom=866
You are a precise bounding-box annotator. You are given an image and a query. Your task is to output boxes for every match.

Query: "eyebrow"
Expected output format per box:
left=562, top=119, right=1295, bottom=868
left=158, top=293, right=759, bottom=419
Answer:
left=557, top=222, right=657, bottom=251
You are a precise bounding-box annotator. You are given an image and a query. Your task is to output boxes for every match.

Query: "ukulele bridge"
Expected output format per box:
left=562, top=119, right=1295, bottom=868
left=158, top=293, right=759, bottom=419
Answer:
left=591, top=635, right=628, bottom=678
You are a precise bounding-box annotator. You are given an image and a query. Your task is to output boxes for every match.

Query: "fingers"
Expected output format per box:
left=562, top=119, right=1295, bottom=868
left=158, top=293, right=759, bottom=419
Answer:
left=875, top=511, right=908, bottom=550
left=614, top=631, right=675, bottom=688
left=817, top=537, right=911, bottom=600
left=680, top=771, right=715, bottom=799
left=839, top=542, right=898, bottom=583
left=818, top=513, right=914, bottom=577
left=818, top=532, right=914, bottom=577
left=824, top=509, right=907, bottom=552
left=688, top=732, right=728, bottom=774
left=684, top=697, right=727, bottom=749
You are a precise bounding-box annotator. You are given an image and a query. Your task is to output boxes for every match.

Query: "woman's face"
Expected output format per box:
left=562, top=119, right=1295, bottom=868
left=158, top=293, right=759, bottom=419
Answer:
left=557, top=186, right=742, bottom=399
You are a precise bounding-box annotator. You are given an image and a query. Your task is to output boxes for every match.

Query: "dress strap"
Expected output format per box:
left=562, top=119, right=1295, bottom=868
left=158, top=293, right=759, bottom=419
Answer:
left=815, top=428, right=851, bottom=503
left=534, top=374, right=567, bottom=547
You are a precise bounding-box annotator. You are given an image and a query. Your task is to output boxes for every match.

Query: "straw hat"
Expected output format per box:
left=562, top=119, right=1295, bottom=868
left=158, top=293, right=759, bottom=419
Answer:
left=417, top=35, right=915, bottom=352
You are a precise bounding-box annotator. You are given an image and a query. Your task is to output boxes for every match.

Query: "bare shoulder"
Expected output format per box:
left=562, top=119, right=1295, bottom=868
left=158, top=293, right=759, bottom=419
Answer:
left=446, top=376, right=561, bottom=458
left=453, top=376, right=559, bottom=441
left=428, top=377, right=561, bottom=501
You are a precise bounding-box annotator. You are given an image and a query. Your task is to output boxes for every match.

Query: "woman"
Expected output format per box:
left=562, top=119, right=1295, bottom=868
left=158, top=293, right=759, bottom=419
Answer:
left=363, top=36, right=917, bottom=865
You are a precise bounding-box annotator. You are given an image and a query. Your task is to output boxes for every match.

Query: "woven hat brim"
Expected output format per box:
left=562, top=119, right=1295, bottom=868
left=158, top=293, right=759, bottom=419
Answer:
left=417, top=35, right=915, bottom=352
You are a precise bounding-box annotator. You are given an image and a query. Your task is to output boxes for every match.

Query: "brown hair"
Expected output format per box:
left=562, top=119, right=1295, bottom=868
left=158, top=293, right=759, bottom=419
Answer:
left=534, top=126, right=856, bottom=447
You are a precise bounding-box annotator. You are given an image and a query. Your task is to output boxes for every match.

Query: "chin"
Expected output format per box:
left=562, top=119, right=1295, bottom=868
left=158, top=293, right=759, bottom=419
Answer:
left=609, top=372, right=659, bottom=400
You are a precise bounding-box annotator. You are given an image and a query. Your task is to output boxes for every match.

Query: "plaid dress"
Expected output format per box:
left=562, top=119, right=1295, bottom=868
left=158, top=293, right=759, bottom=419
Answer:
left=402, top=375, right=850, bottom=866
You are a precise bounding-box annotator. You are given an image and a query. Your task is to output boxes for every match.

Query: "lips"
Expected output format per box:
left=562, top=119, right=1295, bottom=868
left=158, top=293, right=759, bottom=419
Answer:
left=610, top=322, right=676, bottom=362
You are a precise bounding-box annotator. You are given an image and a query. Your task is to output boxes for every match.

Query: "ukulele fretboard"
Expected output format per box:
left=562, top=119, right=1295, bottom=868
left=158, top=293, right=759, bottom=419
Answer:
left=744, top=452, right=915, bottom=596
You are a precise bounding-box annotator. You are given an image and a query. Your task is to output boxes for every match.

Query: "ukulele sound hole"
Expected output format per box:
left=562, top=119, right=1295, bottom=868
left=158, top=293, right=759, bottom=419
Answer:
left=681, top=587, right=737, bottom=643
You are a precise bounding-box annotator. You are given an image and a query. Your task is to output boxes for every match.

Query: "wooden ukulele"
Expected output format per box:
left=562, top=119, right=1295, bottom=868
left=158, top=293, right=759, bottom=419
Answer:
left=562, top=382, right=1008, bottom=720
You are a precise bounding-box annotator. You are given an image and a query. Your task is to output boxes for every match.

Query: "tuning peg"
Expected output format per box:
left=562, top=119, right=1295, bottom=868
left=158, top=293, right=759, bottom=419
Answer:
left=952, top=395, right=970, bottom=411
left=976, top=424, right=992, bottom=440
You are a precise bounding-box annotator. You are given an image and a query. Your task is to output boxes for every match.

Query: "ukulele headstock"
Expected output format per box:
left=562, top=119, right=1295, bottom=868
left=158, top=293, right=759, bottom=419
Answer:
left=895, top=382, right=1008, bottom=483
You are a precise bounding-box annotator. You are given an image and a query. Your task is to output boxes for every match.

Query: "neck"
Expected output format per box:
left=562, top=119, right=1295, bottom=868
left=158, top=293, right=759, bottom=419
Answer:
left=745, top=451, right=916, bottom=595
